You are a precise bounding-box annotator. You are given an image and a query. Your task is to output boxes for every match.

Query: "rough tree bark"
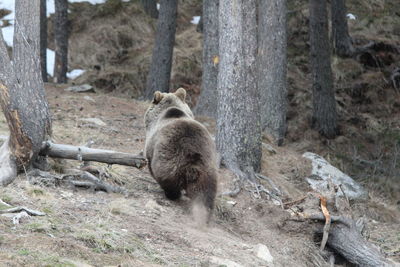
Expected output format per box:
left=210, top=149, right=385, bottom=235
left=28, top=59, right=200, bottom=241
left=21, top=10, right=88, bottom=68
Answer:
left=144, top=0, right=178, bottom=99
left=0, top=0, right=52, bottom=186
left=327, top=223, right=393, bottom=266
left=309, top=0, right=338, bottom=138
left=331, top=0, right=354, bottom=57
left=194, top=0, right=219, bottom=118
left=258, top=0, right=288, bottom=145
left=141, top=0, right=159, bottom=19
left=54, top=0, right=68, bottom=83
left=40, top=0, right=47, bottom=82
left=217, top=0, right=262, bottom=181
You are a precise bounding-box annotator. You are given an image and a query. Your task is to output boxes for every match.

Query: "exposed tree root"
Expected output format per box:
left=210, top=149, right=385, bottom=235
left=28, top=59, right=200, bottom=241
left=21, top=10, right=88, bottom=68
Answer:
left=64, top=169, right=126, bottom=194
left=220, top=162, right=283, bottom=206
left=27, top=168, right=126, bottom=194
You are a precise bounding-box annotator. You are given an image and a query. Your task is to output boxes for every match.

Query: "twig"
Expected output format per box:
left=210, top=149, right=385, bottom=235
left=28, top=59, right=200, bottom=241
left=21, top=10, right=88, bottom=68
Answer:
left=255, top=173, right=282, bottom=196
left=0, top=206, right=45, bottom=216
left=283, top=196, right=307, bottom=208
left=0, top=199, right=12, bottom=207
left=319, top=196, right=331, bottom=251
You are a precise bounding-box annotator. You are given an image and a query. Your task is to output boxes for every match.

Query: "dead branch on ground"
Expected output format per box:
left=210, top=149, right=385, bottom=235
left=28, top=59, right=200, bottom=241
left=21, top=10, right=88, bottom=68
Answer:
left=27, top=168, right=126, bottom=194
left=40, top=141, right=146, bottom=168
left=0, top=199, right=45, bottom=225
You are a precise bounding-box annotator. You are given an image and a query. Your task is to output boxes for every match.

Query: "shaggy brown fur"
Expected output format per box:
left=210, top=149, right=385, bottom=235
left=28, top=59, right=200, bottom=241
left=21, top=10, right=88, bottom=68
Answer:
left=144, top=88, right=218, bottom=214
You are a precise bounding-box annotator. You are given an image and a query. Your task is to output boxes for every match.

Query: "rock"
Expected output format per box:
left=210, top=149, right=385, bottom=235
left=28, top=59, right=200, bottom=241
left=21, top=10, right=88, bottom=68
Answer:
left=83, top=95, right=96, bottom=103
left=254, top=244, right=274, bottom=263
left=209, top=256, right=244, bottom=267
left=262, top=143, right=277, bottom=155
left=65, top=84, right=95, bottom=93
left=303, top=152, right=367, bottom=200
left=226, top=200, right=237, bottom=206
left=79, top=118, right=106, bottom=126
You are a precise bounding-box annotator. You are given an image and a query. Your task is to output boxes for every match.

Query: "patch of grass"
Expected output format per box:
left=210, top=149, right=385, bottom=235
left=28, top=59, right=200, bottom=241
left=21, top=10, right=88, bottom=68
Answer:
left=42, top=206, right=53, bottom=214
left=28, top=188, right=45, bottom=197
left=17, top=249, right=30, bottom=256
left=0, top=203, right=10, bottom=210
left=1, top=194, right=12, bottom=203
left=76, top=233, right=114, bottom=252
left=41, top=255, right=76, bottom=267
left=25, top=222, right=47, bottom=233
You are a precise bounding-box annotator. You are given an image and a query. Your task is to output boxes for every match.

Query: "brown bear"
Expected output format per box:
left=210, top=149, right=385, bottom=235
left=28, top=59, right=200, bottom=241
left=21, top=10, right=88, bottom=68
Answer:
left=144, top=88, right=218, bottom=215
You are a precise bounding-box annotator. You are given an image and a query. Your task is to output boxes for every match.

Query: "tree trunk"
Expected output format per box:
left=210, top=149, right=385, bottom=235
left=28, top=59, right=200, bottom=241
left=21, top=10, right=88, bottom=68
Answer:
left=258, top=0, right=288, bottom=145
left=144, top=0, right=178, bottom=99
left=309, top=0, right=338, bottom=138
left=40, top=0, right=47, bottom=82
left=54, top=0, right=68, bottom=83
left=331, top=0, right=354, bottom=57
left=194, top=0, right=219, bottom=118
left=141, top=0, right=159, bottom=19
left=0, top=0, right=52, bottom=186
left=217, top=0, right=262, bottom=178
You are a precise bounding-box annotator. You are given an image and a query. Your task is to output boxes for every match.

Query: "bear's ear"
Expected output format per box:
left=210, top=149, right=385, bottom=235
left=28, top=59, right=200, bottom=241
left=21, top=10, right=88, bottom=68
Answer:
left=153, top=91, right=163, bottom=104
left=175, top=88, right=186, bottom=102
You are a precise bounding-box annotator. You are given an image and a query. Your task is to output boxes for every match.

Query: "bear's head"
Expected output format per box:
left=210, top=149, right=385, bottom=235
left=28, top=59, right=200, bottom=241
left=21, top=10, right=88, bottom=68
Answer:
left=144, top=88, right=194, bottom=131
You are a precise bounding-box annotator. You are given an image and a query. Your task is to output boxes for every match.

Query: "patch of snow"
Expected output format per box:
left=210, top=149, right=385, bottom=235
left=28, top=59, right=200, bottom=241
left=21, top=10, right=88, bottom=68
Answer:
left=190, top=16, right=200, bottom=25
left=47, top=49, right=55, bottom=76
left=347, top=13, right=356, bottom=20
left=0, top=0, right=14, bottom=14
left=67, top=69, right=85, bottom=79
left=156, top=3, right=160, bottom=10
left=47, top=0, right=55, bottom=17
left=69, top=0, right=107, bottom=4
left=1, top=25, right=13, bottom=46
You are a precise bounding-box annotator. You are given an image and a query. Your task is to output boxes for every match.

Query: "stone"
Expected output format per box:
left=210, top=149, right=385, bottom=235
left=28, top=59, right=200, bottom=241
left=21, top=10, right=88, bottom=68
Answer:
left=65, top=84, right=95, bottom=93
left=303, top=152, right=367, bottom=200
left=254, top=244, right=274, bottom=263
left=79, top=118, right=106, bottom=126
left=83, top=96, right=96, bottom=103
left=209, top=256, right=244, bottom=267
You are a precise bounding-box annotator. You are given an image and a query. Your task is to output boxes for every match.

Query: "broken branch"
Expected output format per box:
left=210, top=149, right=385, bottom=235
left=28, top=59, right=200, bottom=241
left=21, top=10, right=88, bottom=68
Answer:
left=0, top=206, right=45, bottom=216
left=40, top=141, right=146, bottom=168
left=319, top=196, right=331, bottom=251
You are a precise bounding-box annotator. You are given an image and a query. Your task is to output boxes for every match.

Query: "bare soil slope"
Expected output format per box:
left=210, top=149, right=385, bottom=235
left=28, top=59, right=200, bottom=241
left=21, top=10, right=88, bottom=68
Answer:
left=0, top=85, right=399, bottom=267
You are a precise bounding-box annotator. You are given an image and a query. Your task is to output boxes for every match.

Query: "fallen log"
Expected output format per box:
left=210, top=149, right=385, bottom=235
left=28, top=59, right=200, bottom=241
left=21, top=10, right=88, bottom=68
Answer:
left=40, top=141, right=146, bottom=168
left=284, top=187, right=398, bottom=267
left=327, top=223, right=393, bottom=267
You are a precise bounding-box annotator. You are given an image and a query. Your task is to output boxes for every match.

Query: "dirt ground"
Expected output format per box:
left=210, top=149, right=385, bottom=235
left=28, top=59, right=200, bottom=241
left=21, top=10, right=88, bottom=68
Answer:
left=0, top=85, right=399, bottom=267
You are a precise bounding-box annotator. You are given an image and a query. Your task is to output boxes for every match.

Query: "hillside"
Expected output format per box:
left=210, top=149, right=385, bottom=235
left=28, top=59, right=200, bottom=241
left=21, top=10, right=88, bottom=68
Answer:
left=0, top=0, right=399, bottom=266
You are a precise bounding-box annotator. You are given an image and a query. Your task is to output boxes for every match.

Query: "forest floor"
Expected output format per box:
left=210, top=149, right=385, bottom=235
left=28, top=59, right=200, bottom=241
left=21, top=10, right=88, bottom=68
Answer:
left=0, top=0, right=400, bottom=266
left=0, top=84, right=399, bottom=267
